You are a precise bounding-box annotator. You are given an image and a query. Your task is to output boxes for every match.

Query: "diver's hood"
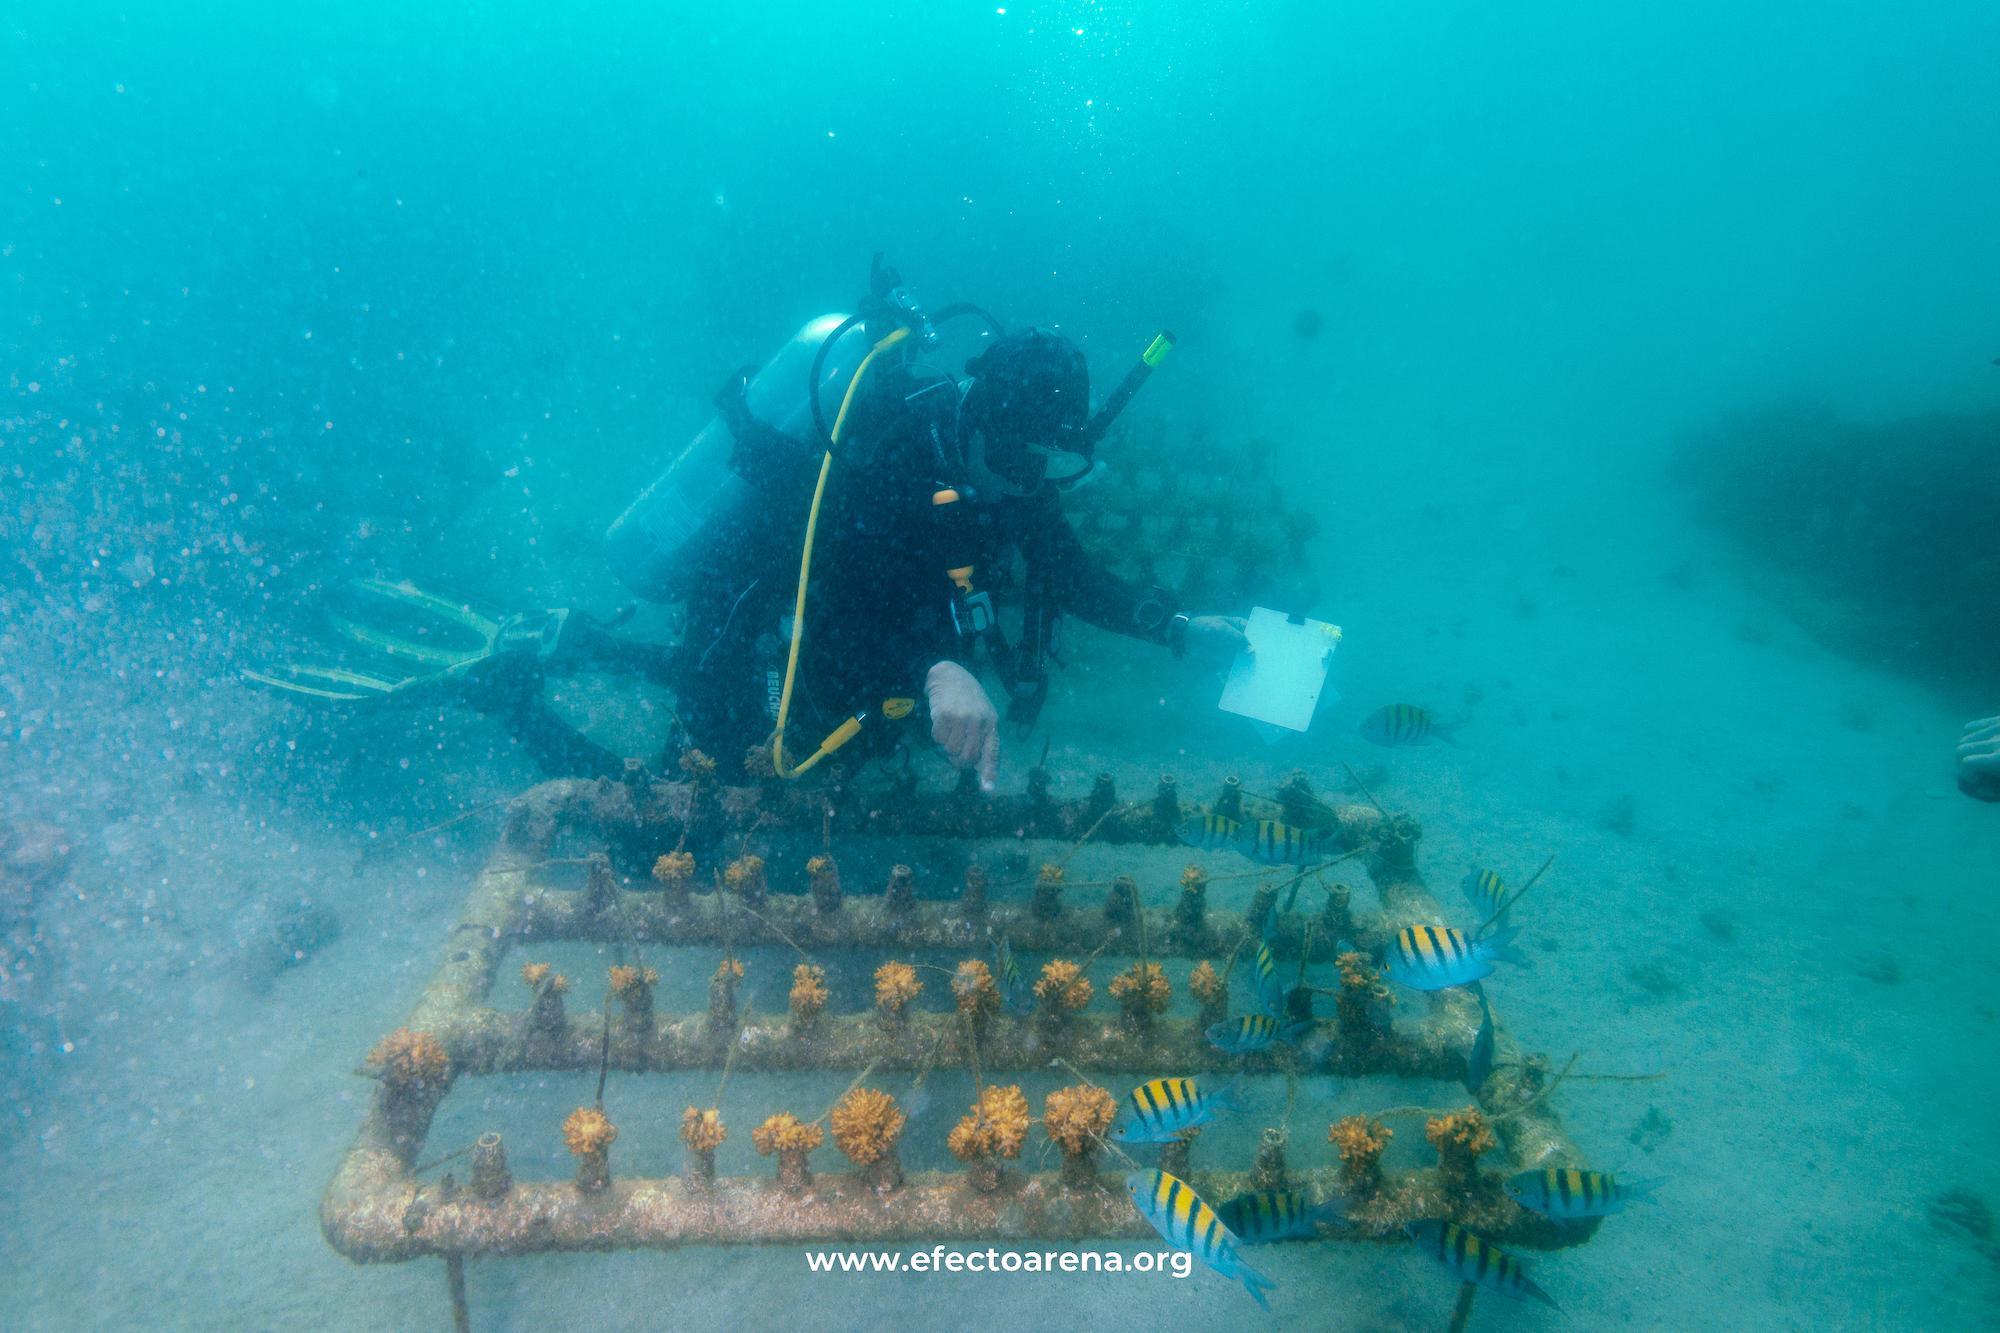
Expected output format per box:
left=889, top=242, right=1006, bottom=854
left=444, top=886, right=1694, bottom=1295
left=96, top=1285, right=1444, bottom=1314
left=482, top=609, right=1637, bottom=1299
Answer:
left=959, top=327, right=1093, bottom=498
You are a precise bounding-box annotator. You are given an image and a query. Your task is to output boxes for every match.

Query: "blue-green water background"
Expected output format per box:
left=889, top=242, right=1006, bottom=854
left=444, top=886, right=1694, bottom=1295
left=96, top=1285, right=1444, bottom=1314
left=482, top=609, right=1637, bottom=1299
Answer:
left=5, top=2, right=2000, bottom=1329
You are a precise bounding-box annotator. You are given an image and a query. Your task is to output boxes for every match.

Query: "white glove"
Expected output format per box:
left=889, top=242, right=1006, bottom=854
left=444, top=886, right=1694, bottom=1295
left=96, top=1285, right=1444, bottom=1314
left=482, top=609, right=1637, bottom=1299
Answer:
left=1183, top=614, right=1250, bottom=657
left=1961, top=715, right=2000, bottom=780
left=926, top=660, right=1000, bottom=791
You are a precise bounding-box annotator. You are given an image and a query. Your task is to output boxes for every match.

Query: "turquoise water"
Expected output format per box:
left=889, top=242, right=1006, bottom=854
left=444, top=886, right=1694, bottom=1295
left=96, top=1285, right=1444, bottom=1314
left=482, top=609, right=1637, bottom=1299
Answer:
left=4, top=2, right=1998, bottom=1328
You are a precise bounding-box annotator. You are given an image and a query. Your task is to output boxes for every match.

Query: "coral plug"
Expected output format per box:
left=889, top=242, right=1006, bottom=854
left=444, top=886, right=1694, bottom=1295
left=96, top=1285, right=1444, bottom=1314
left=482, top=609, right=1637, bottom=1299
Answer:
left=1188, top=960, right=1227, bottom=1028
left=1109, top=961, right=1170, bottom=1033
left=873, top=960, right=922, bottom=1032
left=753, top=1112, right=825, bottom=1195
left=608, top=964, right=658, bottom=1028
left=789, top=963, right=828, bottom=1034
left=563, top=1106, right=617, bottom=1193
left=680, top=1107, right=727, bottom=1188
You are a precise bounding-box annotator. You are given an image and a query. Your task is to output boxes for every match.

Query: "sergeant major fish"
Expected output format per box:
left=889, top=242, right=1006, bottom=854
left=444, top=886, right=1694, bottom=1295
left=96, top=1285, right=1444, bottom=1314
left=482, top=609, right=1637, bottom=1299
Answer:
left=1128, top=1170, right=1278, bottom=1309
left=992, top=937, right=1033, bottom=1017
left=1242, top=818, right=1325, bottom=866
left=1504, top=1167, right=1661, bottom=1221
left=1384, top=923, right=1527, bottom=992
left=1110, top=1077, right=1241, bottom=1144
left=1205, top=1013, right=1314, bottom=1054
left=1360, top=703, right=1460, bottom=748
left=1176, top=812, right=1244, bottom=851
left=1215, top=1189, right=1347, bottom=1244
left=1467, top=986, right=1497, bottom=1091
left=1252, top=938, right=1286, bottom=1017
left=1405, top=1220, right=1558, bottom=1308
left=1461, top=867, right=1508, bottom=922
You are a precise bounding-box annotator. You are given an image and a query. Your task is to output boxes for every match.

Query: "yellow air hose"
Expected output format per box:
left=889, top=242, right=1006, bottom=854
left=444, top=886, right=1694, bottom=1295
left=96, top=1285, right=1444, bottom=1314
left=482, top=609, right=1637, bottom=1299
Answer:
left=770, top=325, right=910, bottom=778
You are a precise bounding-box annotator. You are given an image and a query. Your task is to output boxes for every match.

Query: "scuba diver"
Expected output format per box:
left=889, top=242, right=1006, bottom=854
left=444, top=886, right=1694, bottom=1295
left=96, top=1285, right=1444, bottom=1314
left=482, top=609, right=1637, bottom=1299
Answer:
left=248, top=259, right=1246, bottom=785
left=606, top=257, right=1247, bottom=786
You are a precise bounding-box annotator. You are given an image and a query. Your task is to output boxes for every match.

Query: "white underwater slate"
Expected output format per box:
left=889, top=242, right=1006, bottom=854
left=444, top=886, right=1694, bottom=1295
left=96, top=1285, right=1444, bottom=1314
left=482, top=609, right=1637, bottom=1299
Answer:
left=1217, top=606, right=1341, bottom=733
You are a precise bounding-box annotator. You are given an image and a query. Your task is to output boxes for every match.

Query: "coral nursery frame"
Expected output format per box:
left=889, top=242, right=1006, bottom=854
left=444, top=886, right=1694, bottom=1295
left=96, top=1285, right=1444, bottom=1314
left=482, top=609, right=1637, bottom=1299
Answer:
left=321, top=762, right=1602, bottom=1327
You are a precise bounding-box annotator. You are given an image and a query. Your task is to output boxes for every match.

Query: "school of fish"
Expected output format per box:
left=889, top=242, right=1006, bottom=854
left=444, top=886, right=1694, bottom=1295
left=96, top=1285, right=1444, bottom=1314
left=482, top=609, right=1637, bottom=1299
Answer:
left=1103, top=744, right=1655, bottom=1312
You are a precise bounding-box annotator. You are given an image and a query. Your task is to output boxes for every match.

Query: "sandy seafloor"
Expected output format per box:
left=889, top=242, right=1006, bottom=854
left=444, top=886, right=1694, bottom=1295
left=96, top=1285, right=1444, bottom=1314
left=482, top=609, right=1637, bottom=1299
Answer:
left=4, top=435, right=1997, bottom=1332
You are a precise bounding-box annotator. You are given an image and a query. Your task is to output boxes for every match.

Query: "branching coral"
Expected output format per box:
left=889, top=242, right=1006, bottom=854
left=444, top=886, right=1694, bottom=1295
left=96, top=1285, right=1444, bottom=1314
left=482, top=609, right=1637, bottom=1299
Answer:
left=652, top=851, right=695, bottom=890
left=1336, top=950, right=1394, bottom=1003
left=608, top=964, right=658, bottom=1022
left=709, top=956, right=745, bottom=1030
left=789, top=963, right=829, bottom=1021
left=830, top=1088, right=905, bottom=1167
left=677, top=1103, right=726, bottom=1189
left=1042, top=1085, right=1116, bottom=1155
left=680, top=1106, right=727, bottom=1153
left=952, top=960, right=999, bottom=1017
left=608, top=965, right=658, bottom=1000
left=564, top=1107, right=617, bottom=1157
left=740, top=743, right=776, bottom=780
left=1032, top=862, right=1066, bottom=919
left=947, top=1085, right=1031, bottom=1164
left=678, top=749, right=717, bottom=780
left=752, top=1112, right=826, bottom=1156
left=1188, top=960, right=1224, bottom=1004
left=754, top=1112, right=825, bottom=1193
left=1176, top=866, right=1210, bottom=936
left=873, top=961, right=922, bottom=1019
left=1033, top=959, right=1093, bottom=1012
left=1109, top=961, right=1171, bottom=1014
left=522, top=962, right=568, bottom=1033
left=723, top=855, right=767, bottom=900
left=366, top=1028, right=450, bottom=1091
left=1329, top=1115, right=1393, bottom=1192
left=805, top=854, right=842, bottom=912
left=1426, top=1108, right=1497, bottom=1187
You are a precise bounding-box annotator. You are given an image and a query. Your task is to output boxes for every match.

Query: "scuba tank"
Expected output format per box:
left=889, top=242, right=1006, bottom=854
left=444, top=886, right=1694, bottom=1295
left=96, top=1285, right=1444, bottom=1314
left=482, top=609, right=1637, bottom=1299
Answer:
left=603, top=313, right=873, bottom=602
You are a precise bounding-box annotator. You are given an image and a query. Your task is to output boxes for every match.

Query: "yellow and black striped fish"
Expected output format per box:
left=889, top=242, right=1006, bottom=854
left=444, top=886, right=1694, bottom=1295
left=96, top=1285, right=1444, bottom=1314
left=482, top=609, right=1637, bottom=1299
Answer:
left=1243, top=818, right=1324, bottom=866
left=1384, top=922, right=1525, bottom=992
left=1405, top=1220, right=1557, bottom=1307
left=1110, top=1077, right=1240, bottom=1144
left=1461, top=867, right=1508, bottom=921
left=1215, top=1189, right=1347, bottom=1244
left=1205, top=1013, right=1313, bottom=1053
left=1128, top=1169, right=1277, bottom=1308
left=1252, top=938, right=1286, bottom=1017
left=1176, top=812, right=1244, bottom=851
left=1504, top=1167, right=1662, bottom=1221
left=1360, top=703, right=1460, bottom=747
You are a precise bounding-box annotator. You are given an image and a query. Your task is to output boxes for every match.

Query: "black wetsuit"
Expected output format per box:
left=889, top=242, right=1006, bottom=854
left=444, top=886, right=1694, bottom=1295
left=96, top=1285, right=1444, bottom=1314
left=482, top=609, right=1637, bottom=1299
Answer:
left=673, top=371, right=1179, bottom=775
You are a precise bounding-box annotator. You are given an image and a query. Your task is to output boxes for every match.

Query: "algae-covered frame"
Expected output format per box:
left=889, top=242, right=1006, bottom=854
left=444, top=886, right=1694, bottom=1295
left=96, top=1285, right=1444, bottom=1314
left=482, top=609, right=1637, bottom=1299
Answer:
left=321, top=766, right=1603, bottom=1323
